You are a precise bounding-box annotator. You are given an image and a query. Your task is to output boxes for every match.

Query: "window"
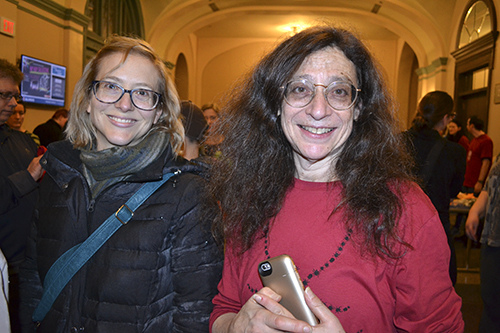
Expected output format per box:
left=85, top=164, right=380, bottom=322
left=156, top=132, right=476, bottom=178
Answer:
left=452, top=0, right=497, bottom=132
left=84, top=0, right=145, bottom=67
left=459, top=1, right=492, bottom=48
left=85, top=0, right=144, bottom=39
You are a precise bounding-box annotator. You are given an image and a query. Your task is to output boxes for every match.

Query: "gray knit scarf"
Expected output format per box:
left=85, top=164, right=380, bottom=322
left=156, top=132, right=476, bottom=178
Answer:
left=80, top=130, right=169, bottom=198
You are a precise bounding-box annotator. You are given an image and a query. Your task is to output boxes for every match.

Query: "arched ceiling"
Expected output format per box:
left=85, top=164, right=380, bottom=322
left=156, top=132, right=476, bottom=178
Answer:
left=144, top=0, right=458, bottom=68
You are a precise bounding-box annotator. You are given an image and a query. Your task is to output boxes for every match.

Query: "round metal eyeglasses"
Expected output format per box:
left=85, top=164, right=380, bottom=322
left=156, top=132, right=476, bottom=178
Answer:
left=92, top=80, right=161, bottom=111
left=282, top=79, right=361, bottom=111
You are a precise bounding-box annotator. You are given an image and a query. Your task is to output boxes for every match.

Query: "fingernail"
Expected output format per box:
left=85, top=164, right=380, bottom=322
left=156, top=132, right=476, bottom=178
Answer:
left=254, top=294, right=262, bottom=302
left=303, top=326, right=312, bottom=333
left=305, top=287, right=312, bottom=298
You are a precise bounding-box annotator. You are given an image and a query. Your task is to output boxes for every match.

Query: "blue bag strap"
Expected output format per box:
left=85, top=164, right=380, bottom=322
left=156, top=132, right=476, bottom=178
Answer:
left=32, top=171, right=179, bottom=322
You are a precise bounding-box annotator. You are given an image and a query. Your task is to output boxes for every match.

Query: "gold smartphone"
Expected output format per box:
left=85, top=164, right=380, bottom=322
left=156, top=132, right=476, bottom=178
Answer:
left=258, top=254, right=318, bottom=326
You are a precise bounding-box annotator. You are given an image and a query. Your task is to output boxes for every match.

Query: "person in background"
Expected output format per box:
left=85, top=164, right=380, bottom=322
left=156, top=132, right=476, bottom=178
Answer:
left=33, top=108, right=68, bottom=147
left=202, top=103, right=219, bottom=127
left=0, top=58, right=44, bottom=333
left=404, top=91, right=466, bottom=285
left=446, top=119, right=469, bottom=151
left=463, top=116, right=493, bottom=195
left=466, top=153, right=500, bottom=332
left=451, top=116, right=493, bottom=238
left=201, top=103, right=223, bottom=158
left=19, top=36, right=222, bottom=332
left=6, top=102, right=40, bottom=146
left=208, top=25, right=463, bottom=333
left=180, top=100, right=208, bottom=160
left=0, top=249, right=10, bottom=332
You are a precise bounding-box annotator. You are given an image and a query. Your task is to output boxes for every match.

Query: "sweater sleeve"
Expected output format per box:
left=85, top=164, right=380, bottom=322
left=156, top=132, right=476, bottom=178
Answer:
left=171, top=175, right=223, bottom=332
left=392, top=212, right=464, bottom=332
left=209, top=244, right=245, bottom=331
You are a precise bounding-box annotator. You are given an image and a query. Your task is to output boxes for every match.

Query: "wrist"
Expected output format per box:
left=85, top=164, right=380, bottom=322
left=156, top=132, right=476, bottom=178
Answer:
left=477, top=180, right=484, bottom=184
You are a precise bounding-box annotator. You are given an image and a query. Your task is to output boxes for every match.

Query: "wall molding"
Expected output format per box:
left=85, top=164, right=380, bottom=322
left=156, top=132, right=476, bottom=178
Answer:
left=19, top=0, right=89, bottom=35
left=416, top=57, right=448, bottom=76
left=415, top=57, right=448, bottom=81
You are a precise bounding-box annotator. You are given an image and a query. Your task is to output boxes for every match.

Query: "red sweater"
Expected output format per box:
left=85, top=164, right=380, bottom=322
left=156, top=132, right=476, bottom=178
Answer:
left=464, top=134, right=493, bottom=187
left=210, top=179, right=464, bottom=332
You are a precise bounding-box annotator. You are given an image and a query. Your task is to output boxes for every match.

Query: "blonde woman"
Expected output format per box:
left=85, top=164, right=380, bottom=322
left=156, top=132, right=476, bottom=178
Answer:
left=19, top=36, right=222, bottom=332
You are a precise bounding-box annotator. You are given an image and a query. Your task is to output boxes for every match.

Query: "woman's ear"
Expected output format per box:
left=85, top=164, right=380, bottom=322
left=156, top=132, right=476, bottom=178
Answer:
left=353, top=104, right=361, bottom=121
left=154, top=109, right=162, bottom=124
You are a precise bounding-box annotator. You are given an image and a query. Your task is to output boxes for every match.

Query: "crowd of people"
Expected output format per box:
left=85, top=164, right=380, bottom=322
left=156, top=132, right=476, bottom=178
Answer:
left=0, top=24, right=497, bottom=332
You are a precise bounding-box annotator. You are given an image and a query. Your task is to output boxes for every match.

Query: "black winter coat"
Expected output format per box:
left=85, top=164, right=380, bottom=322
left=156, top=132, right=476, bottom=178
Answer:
left=19, top=140, right=223, bottom=332
left=405, top=128, right=466, bottom=225
left=0, top=124, right=38, bottom=267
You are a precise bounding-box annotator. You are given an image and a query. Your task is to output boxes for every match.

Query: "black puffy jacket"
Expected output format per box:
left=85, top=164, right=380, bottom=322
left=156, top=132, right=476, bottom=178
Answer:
left=19, top=140, right=223, bottom=332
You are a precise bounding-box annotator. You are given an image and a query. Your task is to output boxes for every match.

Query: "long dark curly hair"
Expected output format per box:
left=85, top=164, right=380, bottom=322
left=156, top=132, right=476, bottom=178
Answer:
left=208, top=25, right=415, bottom=259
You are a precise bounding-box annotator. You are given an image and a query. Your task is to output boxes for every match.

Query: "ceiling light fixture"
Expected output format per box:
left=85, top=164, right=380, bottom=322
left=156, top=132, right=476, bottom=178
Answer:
left=209, top=2, right=219, bottom=12
left=279, top=23, right=310, bottom=35
left=371, top=1, right=383, bottom=14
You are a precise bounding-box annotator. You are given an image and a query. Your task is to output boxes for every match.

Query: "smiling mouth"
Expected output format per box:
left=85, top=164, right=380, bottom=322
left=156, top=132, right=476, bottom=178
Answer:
left=108, top=115, right=136, bottom=124
left=300, top=125, right=333, bottom=134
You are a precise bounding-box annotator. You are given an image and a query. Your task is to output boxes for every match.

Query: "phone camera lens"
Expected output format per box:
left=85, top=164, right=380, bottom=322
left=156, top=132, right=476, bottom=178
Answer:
left=259, top=262, right=273, bottom=276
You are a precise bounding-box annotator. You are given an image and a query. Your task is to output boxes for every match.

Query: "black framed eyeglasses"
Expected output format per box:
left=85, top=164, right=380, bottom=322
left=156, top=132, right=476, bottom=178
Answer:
left=282, top=79, right=360, bottom=111
left=0, top=91, right=22, bottom=102
left=91, top=80, right=161, bottom=111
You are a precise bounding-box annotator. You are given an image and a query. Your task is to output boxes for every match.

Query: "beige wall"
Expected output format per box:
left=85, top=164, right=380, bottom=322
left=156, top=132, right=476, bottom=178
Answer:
left=484, top=2, right=500, bottom=158
left=0, top=0, right=86, bottom=132
left=199, top=41, right=272, bottom=106
left=192, top=36, right=401, bottom=110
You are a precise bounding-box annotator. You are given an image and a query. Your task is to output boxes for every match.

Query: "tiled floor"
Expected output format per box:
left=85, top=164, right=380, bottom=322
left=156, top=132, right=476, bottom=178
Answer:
left=454, top=234, right=482, bottom=333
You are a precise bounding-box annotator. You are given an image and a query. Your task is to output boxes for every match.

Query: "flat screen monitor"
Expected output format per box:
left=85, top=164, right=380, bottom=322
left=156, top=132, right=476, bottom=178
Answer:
left=19, top=54, right=66, bottom=107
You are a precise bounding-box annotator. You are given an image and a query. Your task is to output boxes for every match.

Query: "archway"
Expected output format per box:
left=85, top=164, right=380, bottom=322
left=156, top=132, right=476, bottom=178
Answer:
left=175, top=53, right=189, bottom=101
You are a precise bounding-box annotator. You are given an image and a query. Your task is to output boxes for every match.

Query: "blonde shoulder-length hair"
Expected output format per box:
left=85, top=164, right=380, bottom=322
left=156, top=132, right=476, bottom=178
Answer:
left=65, top=35, right=183, bottom=153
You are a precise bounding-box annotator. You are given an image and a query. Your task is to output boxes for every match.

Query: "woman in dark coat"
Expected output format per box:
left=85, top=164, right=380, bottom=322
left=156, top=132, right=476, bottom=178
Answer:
left=19, top=36, right=222, bottom=332
left=405, top=91, right=466, bottom=285
left=446, top=119, right=469, bottom=151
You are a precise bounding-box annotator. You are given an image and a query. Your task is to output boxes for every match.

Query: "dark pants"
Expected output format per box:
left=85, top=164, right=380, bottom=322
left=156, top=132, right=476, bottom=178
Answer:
left=9, top=272, right=21, bottom=333
left=437, top=217, right=458, bottom=285
left=479, top=244, right=500, bottom=332
left=447, top=232, right=457, bottom=286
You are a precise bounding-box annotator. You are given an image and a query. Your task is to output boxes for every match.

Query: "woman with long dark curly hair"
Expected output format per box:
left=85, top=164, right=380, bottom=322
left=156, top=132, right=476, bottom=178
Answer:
left=208, top=25, right=463, bottom=332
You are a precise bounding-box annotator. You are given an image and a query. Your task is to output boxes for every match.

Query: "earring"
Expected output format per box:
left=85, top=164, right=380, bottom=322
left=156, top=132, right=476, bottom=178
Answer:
left=277, top=109, right=281, bottom=117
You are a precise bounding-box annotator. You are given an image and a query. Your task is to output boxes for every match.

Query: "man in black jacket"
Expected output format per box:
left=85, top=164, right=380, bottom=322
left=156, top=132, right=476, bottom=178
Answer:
left=0, top=59, right=44, bottom=332
left=33, top=108, right=68, bottom=147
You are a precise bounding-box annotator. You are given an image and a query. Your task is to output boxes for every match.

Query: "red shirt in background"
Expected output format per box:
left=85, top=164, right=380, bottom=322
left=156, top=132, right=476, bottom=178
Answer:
left=464, top=134, right=493, bottom=188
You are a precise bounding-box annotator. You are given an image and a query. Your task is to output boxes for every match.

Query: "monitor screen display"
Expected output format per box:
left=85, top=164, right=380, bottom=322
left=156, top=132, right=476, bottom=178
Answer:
left=19, top=55, right=66, bottom=107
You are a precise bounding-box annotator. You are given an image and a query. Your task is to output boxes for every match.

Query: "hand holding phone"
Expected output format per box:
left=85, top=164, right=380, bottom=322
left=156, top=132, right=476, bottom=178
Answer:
left=258, top=254, right=318, bottom=326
